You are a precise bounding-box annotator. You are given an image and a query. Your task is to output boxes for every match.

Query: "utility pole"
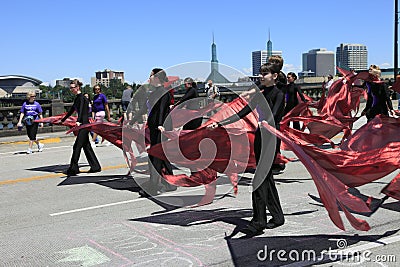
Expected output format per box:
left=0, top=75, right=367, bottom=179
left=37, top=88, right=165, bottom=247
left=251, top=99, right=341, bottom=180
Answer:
left=395, top=0, right=398, bottom=79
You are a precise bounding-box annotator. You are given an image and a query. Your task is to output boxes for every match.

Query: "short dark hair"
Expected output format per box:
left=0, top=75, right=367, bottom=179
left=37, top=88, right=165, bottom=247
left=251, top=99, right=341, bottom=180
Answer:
left=70, top=79, right=83, bottom=87
left=260, top=62, right=280, bottom=74
left=184, top=77, right=194, bottom=83
left=287, top=72, right=297, bottom=80
left=152, top=68, right=168, bottom=83
left=268, top=55, right=284, bottom=70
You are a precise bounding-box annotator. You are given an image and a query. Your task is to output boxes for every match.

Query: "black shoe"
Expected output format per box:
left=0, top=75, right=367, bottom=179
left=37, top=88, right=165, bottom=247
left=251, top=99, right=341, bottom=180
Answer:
left=88, top=168, right=101, bottom=173
left=265, top=219, right=284, bottom=229
left=241, top=223, right=265, bottom=236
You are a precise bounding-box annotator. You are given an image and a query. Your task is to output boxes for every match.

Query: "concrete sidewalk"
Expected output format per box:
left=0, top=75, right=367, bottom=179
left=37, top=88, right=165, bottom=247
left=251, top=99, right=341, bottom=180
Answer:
left=0, top=128, right=74, bottom=145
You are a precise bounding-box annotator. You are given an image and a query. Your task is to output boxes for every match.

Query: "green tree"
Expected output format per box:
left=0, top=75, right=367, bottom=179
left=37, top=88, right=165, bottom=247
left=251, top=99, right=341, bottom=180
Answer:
left=108, top=78, right=125, bottom=99
left=39, top=84, right=52, bottom=99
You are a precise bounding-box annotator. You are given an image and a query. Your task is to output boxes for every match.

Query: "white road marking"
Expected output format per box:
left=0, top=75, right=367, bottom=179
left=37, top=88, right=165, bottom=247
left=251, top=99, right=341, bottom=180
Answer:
left=49, top=187, right=205, bottom=216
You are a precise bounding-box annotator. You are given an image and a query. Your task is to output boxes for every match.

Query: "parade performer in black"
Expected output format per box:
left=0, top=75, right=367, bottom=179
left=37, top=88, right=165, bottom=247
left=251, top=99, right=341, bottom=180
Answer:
left=132, top=68, right=177, bottom=196
left=209, top=62, right=285, bottom=235
left=284, top=72, right=307, bottom=130
left=174, top=77, right=202, bottom=130
left=61, top=79, right=101, bottom=176
left=362, top=65, right=394, bottom=121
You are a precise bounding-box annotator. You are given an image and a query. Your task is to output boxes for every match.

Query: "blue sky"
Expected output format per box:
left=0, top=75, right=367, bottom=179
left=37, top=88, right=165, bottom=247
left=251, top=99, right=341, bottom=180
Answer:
left=0, top=0, right=395, bottom=85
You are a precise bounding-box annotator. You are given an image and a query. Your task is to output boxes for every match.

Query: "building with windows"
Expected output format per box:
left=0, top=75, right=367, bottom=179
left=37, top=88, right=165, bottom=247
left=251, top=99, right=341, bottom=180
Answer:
left=301, top=48, right=335, bottom=77
left=55, top=78, right=84, bottom=88
left=252, top=50, right=283, bottom=76
left=336, top=43, right=368, bottom=72
left=91, top=69, right=125, bottom=87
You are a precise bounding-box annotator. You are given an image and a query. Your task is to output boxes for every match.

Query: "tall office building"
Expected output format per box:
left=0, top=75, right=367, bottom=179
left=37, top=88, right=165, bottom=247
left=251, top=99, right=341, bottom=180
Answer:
left=336, top=43, right=368, bottom=72
left=252, top=50, right=282, bottom=76
left=91, top=69, right=125, bottom=87
left=302, top=48, right=335, bottom=77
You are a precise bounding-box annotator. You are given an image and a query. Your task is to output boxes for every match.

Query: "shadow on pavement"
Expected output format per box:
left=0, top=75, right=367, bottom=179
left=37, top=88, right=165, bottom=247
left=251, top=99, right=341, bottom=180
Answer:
left=58, top=174, right=141, bottom=193
left=130, top=208, right=253, bottom=228
left=381, top=201, right=400, bottom=212
left=28, top=163, right=87, bottom=173
left=225, top=229, right=400, bottom=266
left=130, top=208, right=317, bottom=229
left=308, top=188, right=398, bottom=217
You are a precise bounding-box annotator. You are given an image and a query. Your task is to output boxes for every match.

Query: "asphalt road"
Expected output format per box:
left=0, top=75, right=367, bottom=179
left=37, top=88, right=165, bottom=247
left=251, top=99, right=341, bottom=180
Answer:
left=0, top=116, right=399, bottom=266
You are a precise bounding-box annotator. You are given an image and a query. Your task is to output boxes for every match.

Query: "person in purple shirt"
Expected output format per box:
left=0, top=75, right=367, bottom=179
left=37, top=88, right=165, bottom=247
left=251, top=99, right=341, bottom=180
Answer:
left=17, top=91, right=44, bottom=154
left=91, top=85, right=111, bottom=144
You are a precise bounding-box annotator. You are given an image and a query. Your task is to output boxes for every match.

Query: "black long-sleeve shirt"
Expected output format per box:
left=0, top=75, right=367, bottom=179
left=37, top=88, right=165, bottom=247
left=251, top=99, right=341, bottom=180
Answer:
left=174, top=87, right=199, bottom=110
left=284, top=82, right=306, bottom=113
left=220, top=85, right=285, bottom=128
left=61, top=93, right=90, bottom=124
left=364, top=81, right=393, bottom=116
left=132, top=86, right=171, bottom=130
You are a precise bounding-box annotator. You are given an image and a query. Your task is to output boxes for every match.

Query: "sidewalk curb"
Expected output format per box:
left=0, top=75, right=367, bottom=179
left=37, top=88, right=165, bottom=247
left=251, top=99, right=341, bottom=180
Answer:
left=0, top=132, right=74, bottom=145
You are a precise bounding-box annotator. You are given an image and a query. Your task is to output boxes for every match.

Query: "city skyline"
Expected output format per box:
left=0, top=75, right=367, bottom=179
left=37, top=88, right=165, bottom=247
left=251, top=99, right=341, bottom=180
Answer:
left=0, top=0, right=395, bottom=85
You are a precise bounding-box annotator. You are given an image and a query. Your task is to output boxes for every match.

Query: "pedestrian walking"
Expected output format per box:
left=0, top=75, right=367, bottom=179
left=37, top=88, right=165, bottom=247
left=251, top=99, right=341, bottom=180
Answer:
left=17, top=91, right=44, bottom=154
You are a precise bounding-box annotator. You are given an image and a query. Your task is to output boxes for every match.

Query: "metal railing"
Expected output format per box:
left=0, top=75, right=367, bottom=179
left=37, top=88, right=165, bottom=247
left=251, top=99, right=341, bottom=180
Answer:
left=0, top=84, right=325, bottom=135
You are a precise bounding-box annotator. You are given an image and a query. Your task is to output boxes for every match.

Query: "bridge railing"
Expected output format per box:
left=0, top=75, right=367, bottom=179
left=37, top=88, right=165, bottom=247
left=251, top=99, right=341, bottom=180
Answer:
left=0, top=84, right=325, bottom=135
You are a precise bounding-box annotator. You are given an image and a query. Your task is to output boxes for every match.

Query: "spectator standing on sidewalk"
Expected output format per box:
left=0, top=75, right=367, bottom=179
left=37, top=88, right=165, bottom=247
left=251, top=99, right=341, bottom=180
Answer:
left=121, top=85, right=134, bottom=113
left=325, top=74, right=334, bottom=93
left=205, top=80, right=220, bottom=101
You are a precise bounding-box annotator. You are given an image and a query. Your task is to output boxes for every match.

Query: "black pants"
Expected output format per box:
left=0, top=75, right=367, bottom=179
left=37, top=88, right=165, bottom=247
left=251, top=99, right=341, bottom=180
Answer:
left=251, top=127, right=284, bottom=227
left=69, top=128, right=101, bottom=173
left=145, top=128, right=176, bottom=194
left=26, top=123, right=39, bottom=141
left=284, top=107, right=300, bottom=130
left=366, top=105, right=389, bottom=122
left=121, top=101, right=130, bottom=112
